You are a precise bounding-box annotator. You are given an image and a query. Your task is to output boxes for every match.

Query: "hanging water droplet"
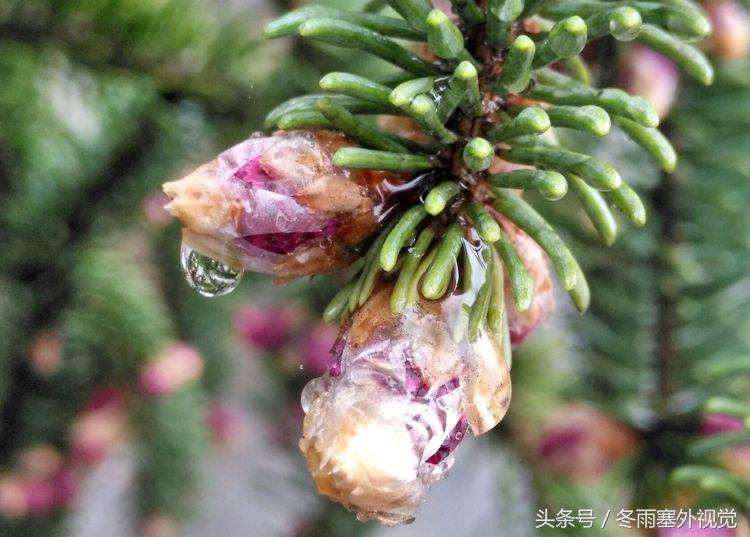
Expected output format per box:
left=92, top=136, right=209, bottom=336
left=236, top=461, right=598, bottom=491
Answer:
left=180, top=244, right=243, bottom=297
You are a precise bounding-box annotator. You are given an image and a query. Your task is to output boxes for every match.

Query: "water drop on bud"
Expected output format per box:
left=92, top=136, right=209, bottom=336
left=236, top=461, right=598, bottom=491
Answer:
left=180, top=243, right=243, bottom=297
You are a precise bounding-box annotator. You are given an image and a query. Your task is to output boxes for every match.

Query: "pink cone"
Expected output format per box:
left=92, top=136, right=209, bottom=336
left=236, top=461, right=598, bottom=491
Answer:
left=701, top=413, right=744, bottom=436
left=706, top=0, right=750, bottom=60
left=234, top=304, right=299, bottom=352
left=27, top=329, right=63, bottom=377
left=71, top=387, right=127, bottom=464
left=537, top=403, right=638, bottom=481
left=206, top=402, right=248, bottom=449
left=620, top=45, right=681, bottom=120
left=163, top=130, right=409, bottom=282
left=300, top=279, right=511, bottom=525
left=0, top=475, right=28, bottom=519
left=139, top=342, right=204, bottom=396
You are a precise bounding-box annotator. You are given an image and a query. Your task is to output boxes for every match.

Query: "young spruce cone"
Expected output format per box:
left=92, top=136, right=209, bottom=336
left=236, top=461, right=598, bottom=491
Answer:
left=163, top=130, right=408, bottom=283
left=300, top=279, right=510, bottom=525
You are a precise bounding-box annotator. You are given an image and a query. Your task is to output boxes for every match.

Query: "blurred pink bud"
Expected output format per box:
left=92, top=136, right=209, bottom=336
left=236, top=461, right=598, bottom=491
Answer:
left=49, top=468, right=78, bottom=507
left=702, top=413, right=750, bottom=481
left=28, top=329, right=63, bottom=377
left=537, top=403, right=638, bottom=481
left=25, top=468, right=78, bottom=515
left=163, top=130, right=408, bottom=282
left=301, top=323, right=338, bottom=376
left=140, top=515, right=179, bottom=537
left=206, top=402, right=249, bottom=449
left=620, top=45, right=680, bottom=120
left=139, top=342, right=204, bottom=396
left=71, top=387, right=127, bottom=464
left=18, top=445, right=63, bottom=480
left=0, top=475, right=28, bottom=519
left=701, top=413, right=744, bottom=436
left=234, top=304, right=300, bottom=351
left=25, top=479, right=56, bottom=515
left=706, top=0, right=750, bottom=60
left=26, top=481, right=57, bottom=516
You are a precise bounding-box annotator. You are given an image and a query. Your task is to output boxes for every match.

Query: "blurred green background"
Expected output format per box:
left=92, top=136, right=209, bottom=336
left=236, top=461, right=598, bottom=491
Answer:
left=1, top=0, right=749, bottom=536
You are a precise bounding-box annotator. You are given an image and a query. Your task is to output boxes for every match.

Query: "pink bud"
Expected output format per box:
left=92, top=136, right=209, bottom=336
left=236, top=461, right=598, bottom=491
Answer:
left=0, top=475, right=28, bottom=519
left=50, top=468, right=78, bottom=507
left=18, top=445, right=63, bottom=480
left=300, top=280, right=511, bottom=525
left=139, top=342, right=204, bottom=396
left=71, top=387, right=127, bottom=464
left=706, top=0, right=750, bottom=60
left=25, top=478, right=57, bottom=515
left=163, top=130, right=410, bottom=282
left=84, top=386, right=125, bottom=412
left=537, top=404, right=638, bottom=481
left=301, top=323, right=338, bottom=376
left=25, top=468, right=78, bottom=515
left=702, top=413, right=750, bottom=481
left=28, top=329, right=63, bottom=377
left=234, top=304, right=299, bottom=351
left=206, top=402, right=248, bottom=449
left=701, top=413, right=744, bottom=436
left=620, top=45, right=680, bottom=120
left=140, top=515, right=179, bottom=537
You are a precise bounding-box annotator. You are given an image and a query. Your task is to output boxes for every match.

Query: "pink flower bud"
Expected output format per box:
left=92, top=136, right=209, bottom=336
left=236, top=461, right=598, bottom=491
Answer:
left=71, top=387, right=127, bottom=464
left=706, top=0, right=750, bottom=60
left=25, top=478, right=57, bottom=516
left=49, top=468, right=77, bottom=508
left=18, top=445, right=63, bottom=480
left=139, top=342, right=204, bottom=396
left=163, top=130, right=408, bottom=282
left=701, top=413, right=744, bottom=436
left=25, top=468, right=78, bottom=515
left=620, top=45, right=681, bottom=120
left=0, top=475, right=28, bottom=519
left=28, top=329, right=63, bottom=377
left=206, top=402, right=249, bottom=450
left=234, top=304, right=300, bottom=351
left=536, top=404, right=638, bottom=481
left=701, top=413, right=750, bottom=481
left=300, top=282, right=511, bottom=525
left=140, top=515, right=179, bottom=537
left=492, top=215, right=554, bottom=345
